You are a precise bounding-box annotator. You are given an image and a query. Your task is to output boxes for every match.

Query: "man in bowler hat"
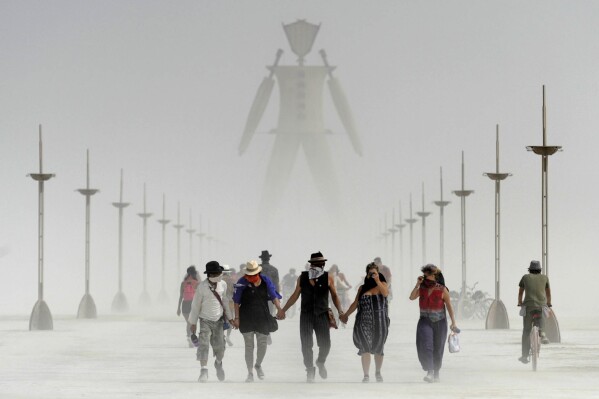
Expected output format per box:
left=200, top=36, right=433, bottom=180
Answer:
left=277, top=251, right=345, bottom=382
left=189, top=261, right=238, bottom=382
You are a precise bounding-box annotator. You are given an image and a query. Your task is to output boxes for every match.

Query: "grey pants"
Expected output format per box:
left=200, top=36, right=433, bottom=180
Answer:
left=242, top=331, right=268, bottom=370
left=198, top=318, right=226, bottom=363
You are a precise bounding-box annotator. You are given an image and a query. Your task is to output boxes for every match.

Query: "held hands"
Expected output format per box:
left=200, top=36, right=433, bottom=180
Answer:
left=276, top=309, right=286, bottom=320
left=339, top=313, right=349, bottom=324
left=229, top=319, right=239, bottom=329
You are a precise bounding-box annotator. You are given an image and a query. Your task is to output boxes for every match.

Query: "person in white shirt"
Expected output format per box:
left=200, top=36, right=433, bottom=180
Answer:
left=189, top=261, right=238, bottom=383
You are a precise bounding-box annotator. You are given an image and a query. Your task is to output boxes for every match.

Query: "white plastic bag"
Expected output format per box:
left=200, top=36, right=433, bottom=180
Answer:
left=448, top=332, right=460, bottom=353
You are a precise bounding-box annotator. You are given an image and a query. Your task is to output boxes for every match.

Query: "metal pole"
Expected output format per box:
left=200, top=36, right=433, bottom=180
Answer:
left=111, top=169, right=130, bottom=313
left=172, top=202, right=184, bottom=279
left=434, top=168, right=451, bottom=268
left=157, top=194, right=170, bottom=302
left=416, top=182, right=431, bottom=265
left=484, top=125, right=511, bottom=329
left=405, top=194, right=419, bottom=281
left=137, top=184, right=153, bottom=305
left=526, top=85, right=562, bottom=341
left=76, top=150, right=99, bottom=319
left=453, top=151, right=474, bottom=318
left=28, top=125, right=55, bottom=330
left=186, top=210, right=196, bottom=266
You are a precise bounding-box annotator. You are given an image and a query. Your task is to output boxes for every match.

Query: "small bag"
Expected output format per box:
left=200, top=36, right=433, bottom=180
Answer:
left=267, top=314, right=278, bottom=333
left=223, top=318, right=231, bottom=331
left=448, top=331, right=460, bottom=353
left=327, top=308, right=338, bottom=329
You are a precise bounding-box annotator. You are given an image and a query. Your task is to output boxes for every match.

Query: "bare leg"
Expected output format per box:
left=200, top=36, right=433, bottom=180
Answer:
left=361, top=353, right=371, bottom=376
left=374, top=354, right=384, bottom=373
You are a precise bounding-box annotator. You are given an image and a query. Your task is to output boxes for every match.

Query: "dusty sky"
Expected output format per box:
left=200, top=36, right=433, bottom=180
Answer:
left=1, top=1, right=597, bottom=316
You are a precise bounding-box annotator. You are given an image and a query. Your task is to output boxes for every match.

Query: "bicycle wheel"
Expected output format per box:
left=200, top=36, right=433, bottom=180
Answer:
left=530, top=325, right=539, bottom=371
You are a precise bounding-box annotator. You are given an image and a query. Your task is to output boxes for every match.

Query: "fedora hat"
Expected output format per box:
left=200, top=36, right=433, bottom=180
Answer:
left=259, top=250, right=272, bottom=259
left=308, top=251, right=327, bottom=263
left=204, top=260, right=224, bottom=274
left=244, top=260, right=262, bottom=276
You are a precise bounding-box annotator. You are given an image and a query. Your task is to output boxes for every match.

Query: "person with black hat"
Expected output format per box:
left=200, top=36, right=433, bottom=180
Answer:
left=189, top=261, right=238, bottom=383
left=517, top=260, right=552, bottom=364
left=177, top=265, right=200, bottom=347
left=277, top=251, right=345, bottom=383
left=259, top=250, right=281, bottom=303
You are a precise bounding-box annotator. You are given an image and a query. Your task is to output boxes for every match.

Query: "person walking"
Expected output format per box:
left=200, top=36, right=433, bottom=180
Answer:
left=259, top=250, right=280, bottom=309
left=223, top=265, right=238, bottom=347
left=341, top=262, right=390, bottom=382
left=518, top=260, right=552, bottom=364
left=177, top=266, right=200, bottom=347
left=329, top=264, right=352, bottom=310
left=374, top=257, right=393, bottom=300
left=281, top=268, right=298, bottom=318
left=233, top=260, right=283, bottom=382
left=189, top=261, right=238, bottom=383
left=409, top=264, right=457, bottom=383
left=277, top=251, right=345, bottom=383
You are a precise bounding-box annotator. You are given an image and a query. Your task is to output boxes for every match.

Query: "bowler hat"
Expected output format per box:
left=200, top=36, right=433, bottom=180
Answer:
left=204, top=260, right=224, bottom=274
left=308, top=251, right=327, bottom=263
left=259, top=250, right=272, bottom=259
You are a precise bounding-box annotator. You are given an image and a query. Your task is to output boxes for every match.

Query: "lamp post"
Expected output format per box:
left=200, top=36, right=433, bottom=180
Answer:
left=484, top=125, right=511, bottom=329
left=387, top=209, right=398, bottom=272
left=404, top=194, right=419, bottom=282
left=433, top=168, right=451, bottom=268
left=156, top=194, right=170, bottom=303
left=28, top=125, right=55, bottom=330
left=111, top=169, right=130, bottom=313
left=196, top=215, right=205, bottom=267
left=137, top=184, right=153, bottom=306
left=172, top=202, right=185, bottom=281
left=395, top=201, right=407, bottom=292
left=453, top=151, right=474, bottom=319
left=186, top=210, right=196, bottom=266
left=76, top=150, right=99, bottom=319
left=526, top=85, right=562, bottom=343
left=416, top=182, right=432, bottom=265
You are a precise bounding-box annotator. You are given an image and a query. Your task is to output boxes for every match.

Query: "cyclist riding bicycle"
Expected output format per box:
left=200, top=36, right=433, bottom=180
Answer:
left=517, top=260, right=552, bottom=364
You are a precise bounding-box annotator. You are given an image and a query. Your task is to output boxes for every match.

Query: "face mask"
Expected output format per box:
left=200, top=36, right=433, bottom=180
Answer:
left=209, top=275, right=222, bottom=283
left=245, top=274, right=261, bottom=284
left=308, top=266, right=325, bottom=280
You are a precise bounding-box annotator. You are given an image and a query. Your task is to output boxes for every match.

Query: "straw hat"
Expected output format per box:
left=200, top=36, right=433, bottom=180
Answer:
left=244, top=260, right=262, bottom=276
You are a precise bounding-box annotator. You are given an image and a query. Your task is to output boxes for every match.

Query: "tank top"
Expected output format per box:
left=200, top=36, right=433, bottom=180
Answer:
left=419, top=282, right=446, bottom=322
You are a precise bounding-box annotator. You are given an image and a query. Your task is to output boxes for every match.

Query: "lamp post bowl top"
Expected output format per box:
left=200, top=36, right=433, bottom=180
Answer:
left=526, top=145, right=562, bottom=156
left=434, top=200, right=451, bottom=207
left=483, top=172, right=512, bottom=181
left=186, top=229, right=196, bottom=234
left=453, top=190, right=474, bottom=197
left=77, top=189, right=99, bottom=196
left=112, top=202, right=130, bottom=209
left=172, top=224, right=185, bottom=229
left=395, top=223, right=407, bottom=229
left=388, top=228, right=398, bottom=234
left=28, top=173, right=55, bottom=182
left=405, top=218, right=418, bottom=224
left=416, top=212, right=431, bottom=218
left=137, top=212, right=153, bottom=218
left=157, top=219, right=170, bottom=225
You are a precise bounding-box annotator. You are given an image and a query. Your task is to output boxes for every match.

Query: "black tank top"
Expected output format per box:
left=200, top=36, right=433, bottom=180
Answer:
left=300, top=271, right=329, bottom=315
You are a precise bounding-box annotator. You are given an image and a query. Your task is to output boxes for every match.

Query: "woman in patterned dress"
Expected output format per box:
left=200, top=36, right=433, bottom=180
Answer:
left=341, top=262, right=390, bottom=382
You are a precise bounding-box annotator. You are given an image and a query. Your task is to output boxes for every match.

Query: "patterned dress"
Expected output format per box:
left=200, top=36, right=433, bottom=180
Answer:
left=353, top=294, right=390, bottom=355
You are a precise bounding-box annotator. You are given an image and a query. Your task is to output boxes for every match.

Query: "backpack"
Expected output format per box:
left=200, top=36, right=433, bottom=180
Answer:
left=183, top=282, right=196, bottom=301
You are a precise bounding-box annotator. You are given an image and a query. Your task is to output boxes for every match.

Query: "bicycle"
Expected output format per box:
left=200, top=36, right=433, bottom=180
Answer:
left=529, top=308, right=543, bottom=371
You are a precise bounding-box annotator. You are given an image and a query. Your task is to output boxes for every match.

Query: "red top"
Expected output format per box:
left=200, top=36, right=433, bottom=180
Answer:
left=419, top=282, right=446, bottom=321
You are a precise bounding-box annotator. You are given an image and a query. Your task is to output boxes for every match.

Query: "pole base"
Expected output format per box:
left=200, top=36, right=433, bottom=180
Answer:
left=77, top=293, right=97, bottom=319
left=156, top=290, right=169, bottom=304
left=111, top=291, right=129, bottom=313
left=545, top=307, right=561, bottom=343
left=485, top=299, right=510, bottom=329
left=138, top=291, right=152, bottom=309
left=29, top=300, right=53, bottom=331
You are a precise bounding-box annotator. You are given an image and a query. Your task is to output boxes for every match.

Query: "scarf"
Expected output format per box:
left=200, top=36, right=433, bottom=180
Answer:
left=308, top=266, right=325, bottom=280
left=359, top=272, right=387, bottom=297
left=245, top=274, right=261, bottom=284
left=421, top=278, right=437, bottom=289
